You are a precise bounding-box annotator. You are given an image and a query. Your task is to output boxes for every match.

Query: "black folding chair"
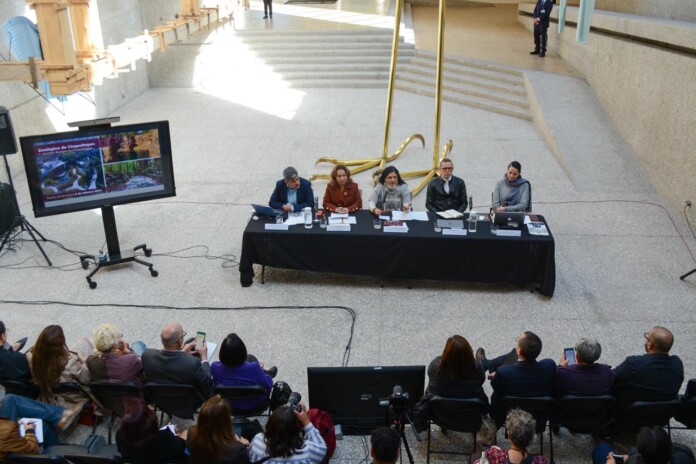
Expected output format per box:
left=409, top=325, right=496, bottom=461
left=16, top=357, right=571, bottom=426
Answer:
left=5, top=455, right=71, bottom=464
left=64, top=455, right=122, bottom=464
left=618, top=399, right=682, bottom=437
left=214, top=385, right=270, bottom=417
left=0, top=379, right=39, bottom=399
left=426, top=396, right=485, bottom=464
left=554, top=394, right=615, bottom=435
left=89, top=381, right=143, bottom=443
left=143, top=383, right=206, bottom=422
left=499, top=396, right=555, bottom=461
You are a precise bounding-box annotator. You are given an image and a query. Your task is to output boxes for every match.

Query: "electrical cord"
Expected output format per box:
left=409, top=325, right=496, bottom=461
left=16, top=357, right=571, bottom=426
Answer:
left=0, top=300, right=356, bottom=367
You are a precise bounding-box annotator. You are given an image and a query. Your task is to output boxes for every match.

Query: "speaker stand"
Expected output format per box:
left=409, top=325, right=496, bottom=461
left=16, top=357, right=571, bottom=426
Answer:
left=0, top=154, right=52, bottom=266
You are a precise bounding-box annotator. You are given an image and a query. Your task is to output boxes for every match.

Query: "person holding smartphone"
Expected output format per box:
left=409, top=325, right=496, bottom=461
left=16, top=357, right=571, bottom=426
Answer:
left=592, top=426, right=695, bottom=464
left=556, top=338, right=612, bottom=397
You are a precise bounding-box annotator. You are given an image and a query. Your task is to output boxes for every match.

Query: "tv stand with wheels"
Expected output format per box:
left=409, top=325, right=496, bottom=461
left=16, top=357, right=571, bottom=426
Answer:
left=79, top=205, right=158, bottom=289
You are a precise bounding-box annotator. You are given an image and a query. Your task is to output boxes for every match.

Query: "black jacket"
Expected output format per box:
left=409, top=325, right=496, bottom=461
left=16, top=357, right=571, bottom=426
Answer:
left=425, top=175, right=468, bottom=213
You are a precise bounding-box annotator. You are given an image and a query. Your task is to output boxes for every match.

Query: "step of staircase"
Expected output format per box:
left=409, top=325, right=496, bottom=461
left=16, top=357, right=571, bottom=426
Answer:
left=230, top=29, right=532, bottom=115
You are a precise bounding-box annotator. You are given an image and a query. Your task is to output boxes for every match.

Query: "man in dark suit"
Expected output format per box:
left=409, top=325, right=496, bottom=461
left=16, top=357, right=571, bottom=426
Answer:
left=531, top=0, right=554, bottom=57
left=487, top=331, right=556, bottom=426
left=141, top=322, right=214, bottom=403
left=425, top=158, right=468, bottom=213
left=610, top=326, right=683, bottom=414
left=269, top=166, right=314, bottom=213
left=556, top=337, right=612, bottom=397
left=0, top=322, right=30, bottom=382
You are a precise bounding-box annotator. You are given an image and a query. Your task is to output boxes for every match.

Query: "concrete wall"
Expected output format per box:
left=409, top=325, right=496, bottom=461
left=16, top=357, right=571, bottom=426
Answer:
left=518, top=4, right=696, bottom=225
left=595, top=0, right=696, bottom=23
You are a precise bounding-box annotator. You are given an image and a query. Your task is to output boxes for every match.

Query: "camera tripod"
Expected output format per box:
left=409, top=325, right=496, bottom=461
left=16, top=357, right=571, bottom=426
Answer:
left=383, top=403, right=415, bottom=464
left=0, top=153, right=52, bottom=266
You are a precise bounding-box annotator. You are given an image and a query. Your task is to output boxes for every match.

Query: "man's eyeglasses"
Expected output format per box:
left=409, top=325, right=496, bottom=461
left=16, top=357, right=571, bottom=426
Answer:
left=643, top=332, right=651, bottom=343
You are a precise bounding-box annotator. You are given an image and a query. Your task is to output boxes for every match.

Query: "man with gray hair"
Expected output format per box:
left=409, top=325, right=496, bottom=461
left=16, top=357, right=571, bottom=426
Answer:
left=269, top=166, right=314, bottom=213
left=556, top=337, right=611, bottom=396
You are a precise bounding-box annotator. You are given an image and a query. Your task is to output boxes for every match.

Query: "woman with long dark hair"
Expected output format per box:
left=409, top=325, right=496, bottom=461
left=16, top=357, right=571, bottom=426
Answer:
left=492, top=161, right=531, bottom=212
left=411, top=335, right=488, bottom=433
left=248, top=404, right=327, bottom=464
left=27, top=325, right=91, bottom=429
left=188, top=396, right=249, bottom=464
left=116, top=397, right=187, bottom=464
left=368, top=166, right=412, bottom=215
left=322, top=165, right=362, bottom=213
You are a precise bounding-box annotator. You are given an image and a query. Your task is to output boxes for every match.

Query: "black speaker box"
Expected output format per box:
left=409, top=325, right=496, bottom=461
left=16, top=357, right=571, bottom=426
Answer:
left=0, top=107, right=18, bottom=156
left=0, top=182, right=19, bottom=236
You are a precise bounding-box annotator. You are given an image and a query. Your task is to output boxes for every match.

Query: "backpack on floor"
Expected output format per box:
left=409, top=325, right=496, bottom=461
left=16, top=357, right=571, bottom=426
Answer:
left=308, top=408, right=336, bottom=459
left=269, top=381, right=292, bottom=412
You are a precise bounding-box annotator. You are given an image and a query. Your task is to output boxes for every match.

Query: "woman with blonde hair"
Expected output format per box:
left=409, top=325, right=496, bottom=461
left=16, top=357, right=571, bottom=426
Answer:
left=188, top=396, right=250, bottom=464
left=28, top=325, right=91, bottom=430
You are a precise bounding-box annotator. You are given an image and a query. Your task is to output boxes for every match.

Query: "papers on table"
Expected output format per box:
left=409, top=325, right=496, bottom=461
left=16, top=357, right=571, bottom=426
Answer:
left=379, top=214, right=390, bottom=220
left=443, top=228, right=467, bottom=236
left=19, top=418, right=43, bottom=443
left=265, top=223, right=289, bottom=230
left=327, top=224, right=351, bottom=232
left=391, top=211, right=429, bottom=221
left=329, top=215, right=356, bottom=225
left=527, top=222, right=549, bottom=236
left=284, top=213, right=304, bottom=226
left=436, top=209, right=464, bottom=219
left=332, top=213, right=349, bottom=218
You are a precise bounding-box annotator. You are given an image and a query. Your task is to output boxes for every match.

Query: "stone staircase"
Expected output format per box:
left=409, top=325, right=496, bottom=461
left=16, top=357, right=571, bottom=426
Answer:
left=234, top=29, right=531, bottom=119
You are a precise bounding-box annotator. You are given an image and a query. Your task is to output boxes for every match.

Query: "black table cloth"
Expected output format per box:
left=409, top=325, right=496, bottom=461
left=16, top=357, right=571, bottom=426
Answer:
left=239, top=211, right=555, bottom=296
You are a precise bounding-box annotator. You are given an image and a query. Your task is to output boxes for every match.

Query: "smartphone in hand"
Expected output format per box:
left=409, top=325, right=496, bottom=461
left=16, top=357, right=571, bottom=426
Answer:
left=564, top=347, right=576, bottom=365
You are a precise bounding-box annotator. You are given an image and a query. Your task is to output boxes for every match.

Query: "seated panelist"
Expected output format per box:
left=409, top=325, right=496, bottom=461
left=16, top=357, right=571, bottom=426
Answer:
left=492, top=161, right=531, bottom=212
left=322, top=165, right=362, bottom=213
left=369, top=166, right=411, bottom=216
left=269, top=166, right=314, bottom=213
left=425, top=158, right=468, bottom=213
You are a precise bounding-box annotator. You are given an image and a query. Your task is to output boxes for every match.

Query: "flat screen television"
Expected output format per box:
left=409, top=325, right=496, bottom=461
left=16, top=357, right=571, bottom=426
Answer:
left=307, top=365, right=425, bottom=434
left=20, top=120, right=175, bottom=218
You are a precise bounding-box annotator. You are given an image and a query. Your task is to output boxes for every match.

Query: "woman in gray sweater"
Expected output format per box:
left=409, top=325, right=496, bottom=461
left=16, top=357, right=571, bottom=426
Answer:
left=492, top=161, right=531, bottom=213
left=369, top=166, right=412, bottom=215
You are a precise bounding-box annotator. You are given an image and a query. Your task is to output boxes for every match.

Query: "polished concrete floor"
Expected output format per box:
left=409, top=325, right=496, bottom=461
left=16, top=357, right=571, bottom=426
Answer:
left=0, top=0, right=695, bottom=462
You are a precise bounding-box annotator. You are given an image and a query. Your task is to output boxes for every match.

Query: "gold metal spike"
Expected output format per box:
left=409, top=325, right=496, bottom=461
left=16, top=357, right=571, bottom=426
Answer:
left=310, top=0, right=426, bottom=187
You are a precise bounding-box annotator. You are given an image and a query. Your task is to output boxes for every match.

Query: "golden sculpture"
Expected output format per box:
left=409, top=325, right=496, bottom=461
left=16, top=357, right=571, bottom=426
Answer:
left=309, top=0, right=425, bottom=184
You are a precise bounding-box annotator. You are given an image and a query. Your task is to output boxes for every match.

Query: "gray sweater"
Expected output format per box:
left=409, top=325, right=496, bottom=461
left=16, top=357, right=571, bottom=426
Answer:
left=491, top=179, right=530, bottom=212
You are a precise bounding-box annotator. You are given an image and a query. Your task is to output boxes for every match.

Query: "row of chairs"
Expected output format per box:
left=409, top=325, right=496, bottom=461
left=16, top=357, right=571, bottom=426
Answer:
left=424, top=388, right=696, bottom=464
left=0, top=378, right=270, bottom=443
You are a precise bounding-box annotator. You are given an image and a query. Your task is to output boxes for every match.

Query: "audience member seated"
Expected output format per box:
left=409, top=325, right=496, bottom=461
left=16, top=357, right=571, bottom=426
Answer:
left=479, top=331, right=555, bottom=427
left=0, top=321, right=30, bottom=382
left=425, top=158, right=468, bottom=213
left=269, top=166, right=315, bottom=213
left=491, top=161, right=531, bottom=213
left=141, top=322, right=214, bottom=401
left=474, top=409, right=548, bottom=464
left=370, top=426, right=400, bottom=464
left=116, top=397, right=188, bottom=464
left=248, top=403, right=327, bottom=464
left=86, top=323, right=145, bottom=385
left=412, top=335, right=488, bottom=432
left=610, top=326, right=683, bottom=415
left=369, top=166, right=411, bottom=215
left=211, top=333, right=276, bottom=413
left=675, top=379, right=696, bottom=428
left=322, top=165, right=362, bottom=213
left=187, top=396, right=250, bottom=464
left=27, top=325, right=91, bottom=429
left=556, top=338, right=611, bottom=396
left=0, top=385, right=66, bottom=460
left=592, top=426, right=695, bottom=464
